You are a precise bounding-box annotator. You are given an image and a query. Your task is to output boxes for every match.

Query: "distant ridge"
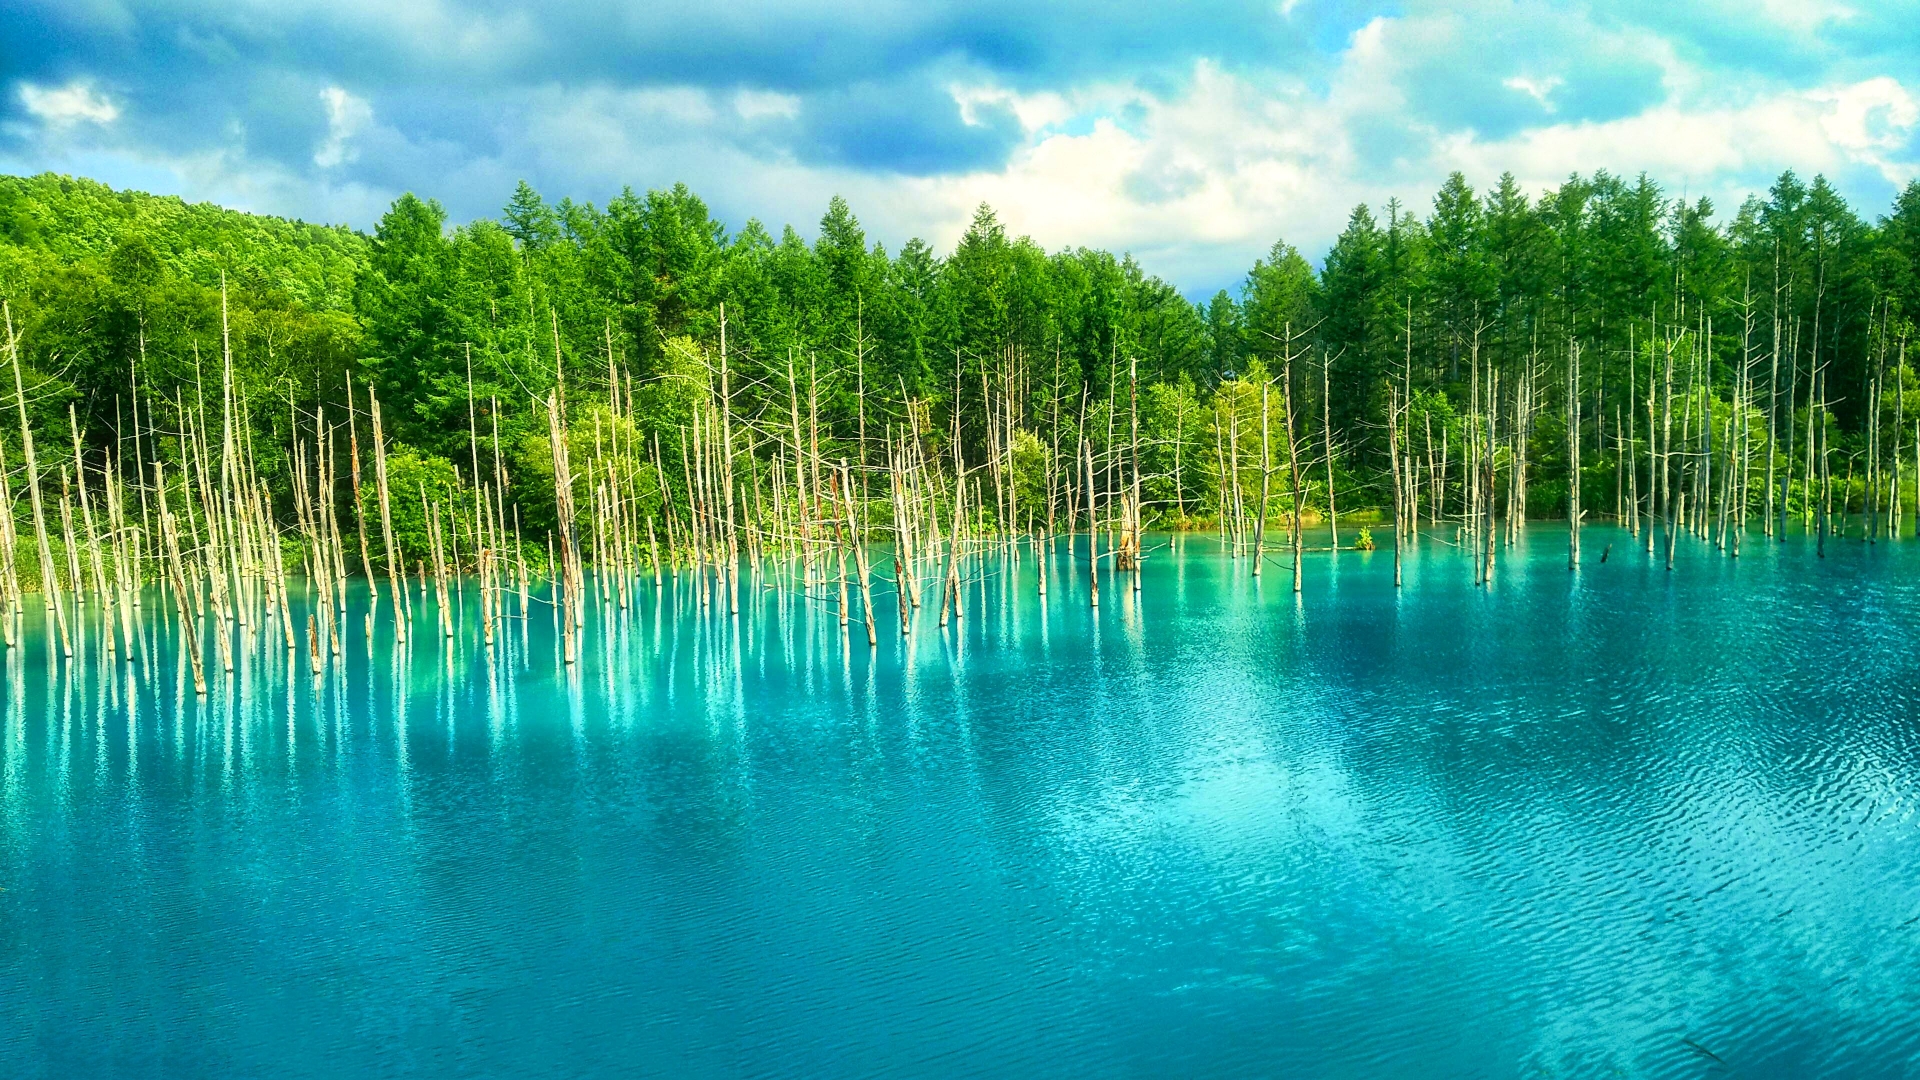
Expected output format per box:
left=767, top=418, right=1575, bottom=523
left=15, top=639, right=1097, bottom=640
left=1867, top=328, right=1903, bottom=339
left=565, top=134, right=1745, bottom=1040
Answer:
left=0, top=172, right=367, bottom=312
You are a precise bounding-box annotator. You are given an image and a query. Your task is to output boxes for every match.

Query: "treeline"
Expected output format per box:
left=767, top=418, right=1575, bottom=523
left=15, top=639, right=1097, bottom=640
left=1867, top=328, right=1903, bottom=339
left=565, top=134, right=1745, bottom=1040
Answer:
left=2, top=167, right=1919, bottom=573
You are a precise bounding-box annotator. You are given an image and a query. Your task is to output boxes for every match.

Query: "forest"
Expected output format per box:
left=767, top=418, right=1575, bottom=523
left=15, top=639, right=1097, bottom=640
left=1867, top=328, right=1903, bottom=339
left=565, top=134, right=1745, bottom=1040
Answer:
left=1, top=165, right=1918, bottom=608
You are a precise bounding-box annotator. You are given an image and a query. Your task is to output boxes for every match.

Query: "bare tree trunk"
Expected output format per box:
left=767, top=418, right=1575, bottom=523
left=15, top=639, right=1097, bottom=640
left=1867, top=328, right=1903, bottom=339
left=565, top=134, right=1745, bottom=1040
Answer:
left=1568, top=339, right=1581, bottom=568
left=1283, top=360, right=1304, bottom=594
left=1322, top=353, right=1337, bottom=549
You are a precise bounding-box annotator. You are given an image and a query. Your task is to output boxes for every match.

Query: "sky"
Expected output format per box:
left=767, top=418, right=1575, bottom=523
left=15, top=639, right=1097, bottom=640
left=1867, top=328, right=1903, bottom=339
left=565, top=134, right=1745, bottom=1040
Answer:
left=3, top=0, right=1918, bottom=297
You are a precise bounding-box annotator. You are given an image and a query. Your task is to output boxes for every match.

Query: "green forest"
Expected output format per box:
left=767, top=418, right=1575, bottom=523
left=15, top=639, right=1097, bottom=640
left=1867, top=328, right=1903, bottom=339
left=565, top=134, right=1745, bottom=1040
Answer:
left=1, top=165, right=1918, bottom=600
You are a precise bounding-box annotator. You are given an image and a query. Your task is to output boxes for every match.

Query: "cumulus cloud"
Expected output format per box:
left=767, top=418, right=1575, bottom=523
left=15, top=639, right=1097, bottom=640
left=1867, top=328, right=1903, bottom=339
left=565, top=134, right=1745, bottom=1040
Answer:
left=18, top=81, right=119, bottom=127
left=1503, top=76, right=1564, bottom=113
left=881, top=40, right=1920, bottom=287
left=1447, top=79, right=1920, bottom=191
left=733, top=90, right=800, bottom=122
left=314, top=86, right=373, bottom=168
left=2, top=0, right=1918, bottom=290
left=1813, top=77, right=1919, bottom=171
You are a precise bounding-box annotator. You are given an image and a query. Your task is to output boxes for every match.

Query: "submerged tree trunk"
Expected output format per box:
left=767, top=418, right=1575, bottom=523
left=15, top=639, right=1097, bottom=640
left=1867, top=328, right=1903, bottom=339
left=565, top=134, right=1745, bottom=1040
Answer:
left=1568, top=339, right=1581, bottom=569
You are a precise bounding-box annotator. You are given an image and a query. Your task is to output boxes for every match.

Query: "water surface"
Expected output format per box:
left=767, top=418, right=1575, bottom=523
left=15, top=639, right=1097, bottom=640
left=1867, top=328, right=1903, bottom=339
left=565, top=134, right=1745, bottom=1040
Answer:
left=3, top=529, right=1918, bottom=1077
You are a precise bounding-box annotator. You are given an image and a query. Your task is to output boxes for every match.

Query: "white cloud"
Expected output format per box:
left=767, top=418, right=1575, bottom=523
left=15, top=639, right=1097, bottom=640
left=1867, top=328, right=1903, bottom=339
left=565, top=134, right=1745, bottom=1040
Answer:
left=1747, top=0, right=1858, bottom=35
left=314, top=86, right=374, bottom=168
left=1449, top=77, right=1920, bottom=193
left=733, top=89, right=800, bottom=122
left=1503, top=76, right=1564, bottom=113
left=14, top=5, right=1918, bottom=294
left=1813, top=76, right=1919, bottom=153
left=951, top=85, right=1076, bottom=134
left=18, top=81, right=119, bottom=128
left=903, top=65, right=1350, bottom=281
left=458, top=10, right=1919, bottom=293
left=879, top=42, right=1920, bottom=287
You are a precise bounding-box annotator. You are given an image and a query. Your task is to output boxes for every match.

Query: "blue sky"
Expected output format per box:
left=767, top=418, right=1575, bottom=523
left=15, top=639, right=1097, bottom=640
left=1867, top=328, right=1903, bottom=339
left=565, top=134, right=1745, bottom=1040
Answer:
left=3, top=0, right=1918, bottom=295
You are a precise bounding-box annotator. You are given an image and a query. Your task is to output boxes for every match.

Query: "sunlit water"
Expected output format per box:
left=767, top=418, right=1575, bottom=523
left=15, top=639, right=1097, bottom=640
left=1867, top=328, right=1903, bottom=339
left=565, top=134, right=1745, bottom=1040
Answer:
left=2, top=527, right=1919, bottom=1078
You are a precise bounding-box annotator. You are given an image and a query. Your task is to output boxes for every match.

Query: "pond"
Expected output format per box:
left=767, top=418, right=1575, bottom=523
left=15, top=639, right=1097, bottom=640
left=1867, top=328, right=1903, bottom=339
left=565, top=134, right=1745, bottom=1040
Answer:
left=2, top=528, right=1917, bottom=1077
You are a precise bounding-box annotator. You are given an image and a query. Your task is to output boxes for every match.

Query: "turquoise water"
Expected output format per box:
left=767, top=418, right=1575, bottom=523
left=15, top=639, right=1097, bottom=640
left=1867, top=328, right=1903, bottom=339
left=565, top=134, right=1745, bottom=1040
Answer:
left=2, top=529, right=1919, bottom=1078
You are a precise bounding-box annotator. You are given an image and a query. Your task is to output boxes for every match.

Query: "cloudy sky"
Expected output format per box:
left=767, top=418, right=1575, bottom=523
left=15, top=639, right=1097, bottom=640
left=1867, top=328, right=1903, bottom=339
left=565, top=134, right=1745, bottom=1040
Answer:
left=3, top=1, right=1917, bottom=294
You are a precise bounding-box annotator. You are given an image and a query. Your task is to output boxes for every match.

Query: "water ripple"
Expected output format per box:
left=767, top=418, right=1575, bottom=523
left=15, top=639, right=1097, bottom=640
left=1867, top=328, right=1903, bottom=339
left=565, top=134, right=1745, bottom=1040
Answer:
left=1, top=529, right=1918, bottom=1077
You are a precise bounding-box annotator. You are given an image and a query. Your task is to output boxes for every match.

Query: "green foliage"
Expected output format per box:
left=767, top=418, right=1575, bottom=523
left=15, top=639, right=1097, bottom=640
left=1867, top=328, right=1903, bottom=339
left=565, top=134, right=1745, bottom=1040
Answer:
left=2, top=161, right=1918, bottom=548
left=381, top=449, right=465, bottom=565
left=0, top=173, right=364, bottom=311
left=1009, top=428, right=1049, bottom=521
left=1140, top=376, right=1210, bottom=519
